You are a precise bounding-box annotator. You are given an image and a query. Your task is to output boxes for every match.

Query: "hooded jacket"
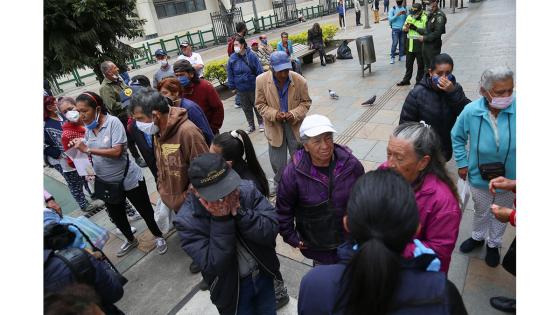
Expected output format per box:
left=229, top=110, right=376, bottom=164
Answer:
left=276, top=144, right=365, bottom=264
left=399, top=75, right=470, bottom=161
left=227, top=50, right=263, bottom=92
left=154, top=106, right=208, bottom=211
left=173, top=180, right=280, bottom=315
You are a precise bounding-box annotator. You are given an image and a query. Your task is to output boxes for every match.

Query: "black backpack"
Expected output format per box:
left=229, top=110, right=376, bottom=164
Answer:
left=46, top=248, right=96, bottom=285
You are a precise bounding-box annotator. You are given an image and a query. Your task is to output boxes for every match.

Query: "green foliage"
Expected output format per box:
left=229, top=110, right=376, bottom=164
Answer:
left=44, top=0, right=146, bottom=81
left=268, top=23, right=339, bottom=49
left=204, top=57, right=228, bottom=86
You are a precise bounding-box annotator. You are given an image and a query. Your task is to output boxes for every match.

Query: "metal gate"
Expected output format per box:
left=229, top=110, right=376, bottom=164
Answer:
left=210, top=7, right=244, bottom=44
left=273, top=0, right=298, bottom=26
left=319, top=0, right=337, bottom=15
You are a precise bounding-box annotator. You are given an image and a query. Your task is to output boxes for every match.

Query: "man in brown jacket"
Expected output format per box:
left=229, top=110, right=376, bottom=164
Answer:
left=256, top=51, right=311, bottom=185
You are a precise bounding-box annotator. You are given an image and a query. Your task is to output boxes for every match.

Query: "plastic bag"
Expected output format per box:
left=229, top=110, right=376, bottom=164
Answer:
left=457, top=178, right=471, bottom=212
left=154, top=198, right=175, bottom=234
left=61, top=215, right=110, bottom=250
left=336, top=40, right=353, bottom=59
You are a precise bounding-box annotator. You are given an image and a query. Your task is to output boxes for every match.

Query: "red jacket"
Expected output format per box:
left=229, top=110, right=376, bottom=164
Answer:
left=61, top=122, right=86, bottom=168
left=182, top=79, right=224, bottom=134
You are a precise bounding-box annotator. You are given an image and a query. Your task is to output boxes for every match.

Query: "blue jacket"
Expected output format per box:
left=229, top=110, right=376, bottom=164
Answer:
left=44, top=249, right=124, bottom=314
left=337, top=4, right=344, bottom=15
left=277, top=40, right=294, bottom=56
left=44, top=117, right=64, bottom=162
left=298, top=242, right=466, bottom=315
left=451, top=96, right=516, bottom=189
left=389, top=5, right=408, bottom=29
left=227, top=50, right=263, bottom=92
left=173, top=179, right=280, bottom=314
left=179, top=98, right=214, bottom=145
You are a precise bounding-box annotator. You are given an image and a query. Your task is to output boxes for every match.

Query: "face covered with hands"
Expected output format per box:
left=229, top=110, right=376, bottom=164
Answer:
left=194, top=187, right=241, bottom=217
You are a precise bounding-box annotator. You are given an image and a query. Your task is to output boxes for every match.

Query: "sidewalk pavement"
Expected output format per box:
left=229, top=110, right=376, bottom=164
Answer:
left=44, top=0, right=516, bottom=313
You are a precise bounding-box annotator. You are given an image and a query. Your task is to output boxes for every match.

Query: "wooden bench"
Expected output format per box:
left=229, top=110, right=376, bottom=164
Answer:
left=292, top=43, right=318, bottom=64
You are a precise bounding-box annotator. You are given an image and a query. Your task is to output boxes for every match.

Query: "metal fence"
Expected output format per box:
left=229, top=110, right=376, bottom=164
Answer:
left=210, top=8, right=245, bottom=44
left=273, top=0, right=299, bottom=27
left=52, top=4, right=327, bottom=93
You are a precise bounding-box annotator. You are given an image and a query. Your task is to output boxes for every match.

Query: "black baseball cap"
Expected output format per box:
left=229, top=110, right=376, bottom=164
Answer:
left=188, top=153, right=241, bottom=201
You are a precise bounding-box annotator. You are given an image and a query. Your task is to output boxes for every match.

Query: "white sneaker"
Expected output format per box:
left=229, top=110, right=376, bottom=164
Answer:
left=234, top=104, right=241, bottom=109
left=115, top=226, right=137, bottom=236
left=116, top=238, right=138, bottom=257
left=155, top=237, right=168, bottom=255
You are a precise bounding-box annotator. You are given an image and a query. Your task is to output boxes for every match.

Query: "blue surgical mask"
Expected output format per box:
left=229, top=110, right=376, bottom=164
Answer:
left=431, top=75, right=440, bottom=86
left=178, top=75, right=190, bottom=87
left=84, top=109, right=100, bottom=130
left=261, top=39, right=268, bottom=45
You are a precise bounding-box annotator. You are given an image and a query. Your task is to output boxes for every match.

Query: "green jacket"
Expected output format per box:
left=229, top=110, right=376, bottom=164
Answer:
left=99, top=78, right=129, bottom=117
left=403, top=13, right=427, bottom=52
left=417, top=10, right=446, bottom=45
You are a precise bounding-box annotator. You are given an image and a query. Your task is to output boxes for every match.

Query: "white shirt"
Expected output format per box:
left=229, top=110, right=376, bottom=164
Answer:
left=177, top=52, right=204, bottom=76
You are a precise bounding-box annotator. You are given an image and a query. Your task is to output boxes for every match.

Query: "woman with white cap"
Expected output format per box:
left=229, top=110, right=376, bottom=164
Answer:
left=276, top=114, right=365, bottom=265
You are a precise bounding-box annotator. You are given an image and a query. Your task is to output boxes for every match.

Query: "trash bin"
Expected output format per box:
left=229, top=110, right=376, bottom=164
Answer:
left=355, top=35, right=376, bottom=77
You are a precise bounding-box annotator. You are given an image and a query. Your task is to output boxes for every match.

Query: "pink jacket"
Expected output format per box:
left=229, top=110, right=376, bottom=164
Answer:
left=379, top=163, right=461, bottom=273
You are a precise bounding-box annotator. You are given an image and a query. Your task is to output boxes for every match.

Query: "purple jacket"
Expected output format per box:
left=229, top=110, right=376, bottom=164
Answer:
left=379, top=162, right=461, bottom=273
left=276, top=144, right=365, bottom=264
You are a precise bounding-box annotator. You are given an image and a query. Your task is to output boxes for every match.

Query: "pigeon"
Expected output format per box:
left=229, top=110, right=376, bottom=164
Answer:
left=361, top=94, right=377, bottom=106
left=329, top=89, right=339, bottom=100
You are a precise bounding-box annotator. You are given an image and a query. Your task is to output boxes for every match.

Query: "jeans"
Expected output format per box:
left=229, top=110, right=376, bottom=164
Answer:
left=235, top=93, right=241, bottom=106
left=338, top=14, right=345, bottom=28
left=383, top=0, right=389, bottom=13
left=222, top=272, right=275, bottom=315
left=391, top=28, right=405, bottom=58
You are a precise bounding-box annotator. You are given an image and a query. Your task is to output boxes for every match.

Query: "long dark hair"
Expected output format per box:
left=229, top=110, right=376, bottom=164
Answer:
left=335, top=169, right=420, bottom=315
left=311, top=23, right=321, bottom=34
left=212, top=129, right=270, bottom=197
left=393, top=122, right=460, bottom=200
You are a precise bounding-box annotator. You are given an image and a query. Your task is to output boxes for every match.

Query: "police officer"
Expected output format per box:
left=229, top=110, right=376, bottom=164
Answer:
left=397, top=3, right=428, bottom=86
left=418, top=0, right=447, bottom=72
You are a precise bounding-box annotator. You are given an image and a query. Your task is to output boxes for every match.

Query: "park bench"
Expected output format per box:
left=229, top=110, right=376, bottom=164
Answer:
left=292, top=43, right=319, bottom=64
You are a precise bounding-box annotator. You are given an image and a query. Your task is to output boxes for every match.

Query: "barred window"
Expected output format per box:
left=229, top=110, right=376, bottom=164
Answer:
left=154, top=0, right=207, bottom=19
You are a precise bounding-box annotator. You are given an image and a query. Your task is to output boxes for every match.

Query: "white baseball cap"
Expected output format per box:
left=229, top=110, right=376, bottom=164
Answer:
left=299, top=114, right=337, bottom=138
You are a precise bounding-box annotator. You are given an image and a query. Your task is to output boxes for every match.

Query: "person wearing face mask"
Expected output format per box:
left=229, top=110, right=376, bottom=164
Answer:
left=174, top=153, right=279, bottom=315
left=177, top=42, right=205, bottom=78
left=44, top=96, right=103, bottom=213
left=258, top=35, right=273, bottom=55
left=416, top=0, right=446, bottom=72
left=451, top=66, right=516, bottom=268
left=152, top=49, right=175, bottom=89
left=227, top=37, right=264, bottom=133
left=174, top=59, right=224, bottom=135
left=250, top=40, right=271, bottom=71
left=70, top=91, right=168, bottom=258
left=399, top=54, right=470, bottom=161
left=397, top=3, right=427, bottom=86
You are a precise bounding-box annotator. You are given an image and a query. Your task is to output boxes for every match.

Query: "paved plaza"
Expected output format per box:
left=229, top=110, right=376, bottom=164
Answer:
left=45, top=0, right=516, bottom=313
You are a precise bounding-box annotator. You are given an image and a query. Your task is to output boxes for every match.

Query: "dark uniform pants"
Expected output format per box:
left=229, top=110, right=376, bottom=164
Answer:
left=403, top=49, right=424, bottom=83
left=422, top=39, right=442, bottom=72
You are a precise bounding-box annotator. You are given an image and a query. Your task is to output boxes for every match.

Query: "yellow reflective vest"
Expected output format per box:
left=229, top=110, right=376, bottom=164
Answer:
left=404, top=13, right=427, bottom=53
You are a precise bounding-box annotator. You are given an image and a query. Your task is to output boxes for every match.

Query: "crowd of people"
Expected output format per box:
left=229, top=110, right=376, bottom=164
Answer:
left=44, top=1, right=516, bottom=314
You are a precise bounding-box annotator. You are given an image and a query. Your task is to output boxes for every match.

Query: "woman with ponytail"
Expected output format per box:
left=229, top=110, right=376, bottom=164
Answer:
left=298, top=169, right=467, bottom=315
left=210, top=129, right=290, bottom=309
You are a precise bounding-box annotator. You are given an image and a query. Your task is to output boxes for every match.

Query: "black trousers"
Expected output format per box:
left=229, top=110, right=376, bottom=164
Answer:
left=355, top=10, right=361, bottom=25
left=339, top=14, right=345, bottom=28
left=402, top=50, right=424, bottom=83
left=105, top=179, right=163, bottom=241
left=312, top=46, right=326, bottom=63
left=422, top=41, right=442, bottom=72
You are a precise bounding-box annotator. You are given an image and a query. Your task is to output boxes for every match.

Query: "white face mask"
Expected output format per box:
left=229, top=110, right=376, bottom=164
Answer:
left=65, top=110, right=80, bottom=123
left=159, top=60, right=168, bottom=67
left=136, top=121, right=159, bottom=135
left=234, top=46, right=241, bottom=53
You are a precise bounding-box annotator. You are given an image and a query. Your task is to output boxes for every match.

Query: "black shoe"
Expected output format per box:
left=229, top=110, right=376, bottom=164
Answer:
left=199, top=279, right=209, bottom=291
left=189, top=261, right=201, bottom=274
left=485, top=245, right=500, bottom=267
left=396, top=80, right=410, bottom=86
left=490, top=296, right=515, bottom=313
left=135, top=156, right=148, bottom=168
left=274, top=279, right=290, bottom=310
left=321, top=62, right=326, bottom=66
left=459, top=238, right=484, bottom=253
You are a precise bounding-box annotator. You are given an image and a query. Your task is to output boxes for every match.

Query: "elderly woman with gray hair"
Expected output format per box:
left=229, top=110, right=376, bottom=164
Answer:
left=452, top=66, right=516, bottom=267
left=379, top=121, right=461, bottom=273
left=276, top=114, right=365, bottom=265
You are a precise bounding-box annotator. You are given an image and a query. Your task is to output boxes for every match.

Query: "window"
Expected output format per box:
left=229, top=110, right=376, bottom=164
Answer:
left=153, top=0, right=207, bottom=19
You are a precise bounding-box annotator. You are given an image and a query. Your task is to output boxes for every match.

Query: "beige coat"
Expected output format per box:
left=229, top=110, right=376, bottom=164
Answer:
left=255, top=71, right=311, bottom=147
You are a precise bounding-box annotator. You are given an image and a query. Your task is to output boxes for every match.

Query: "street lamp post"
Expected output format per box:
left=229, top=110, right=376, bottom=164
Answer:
left=251, top=0, right=260, bottom=31
left=363, top=0, right=370, bottom=29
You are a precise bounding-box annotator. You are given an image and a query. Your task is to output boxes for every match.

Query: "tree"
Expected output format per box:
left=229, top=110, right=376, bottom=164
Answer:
left=44, top=0, right=146, bottom=83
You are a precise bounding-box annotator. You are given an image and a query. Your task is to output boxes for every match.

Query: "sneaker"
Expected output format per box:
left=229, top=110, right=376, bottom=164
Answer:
left=81, top=199, right=105, bottom=212
left=190, top=261, right=201, bottom=274
left=115, top=226, right=137, bottom=236
left=135, top=156, right=148, bottom=168
left=490, top=296, right=516, bottom=313
left=246, top=126, right=256, bottom=134
left=485, top=245, right=500, bottom=267
left=234, top=104, right=241, bottom=109
left=259, top=123, right=265, bottom=132
left=459, top=237, right=484, bottom=253
left=390, top=58, right=395, bottom=64
left=274, top=279, right=290, bottom=310
left=116, top=238, right=139, bottom=257
left=396, top=81, right=410, bottom=86
left=155, top=237, right=168, bottom=255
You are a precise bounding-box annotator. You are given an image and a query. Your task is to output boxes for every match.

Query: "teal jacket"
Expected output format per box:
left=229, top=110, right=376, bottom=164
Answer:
left=277, top=40, right=294, bottom=56
left=451, top=96, right=516, bottom=189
